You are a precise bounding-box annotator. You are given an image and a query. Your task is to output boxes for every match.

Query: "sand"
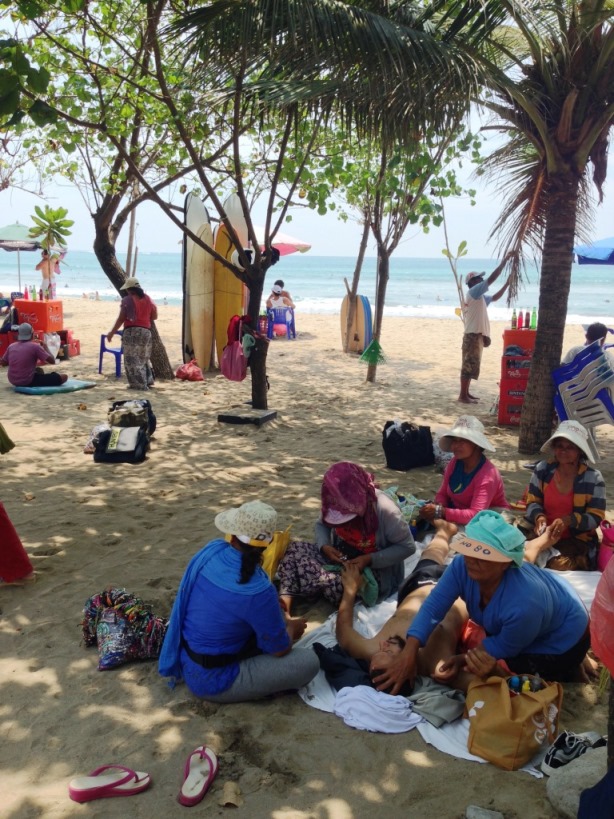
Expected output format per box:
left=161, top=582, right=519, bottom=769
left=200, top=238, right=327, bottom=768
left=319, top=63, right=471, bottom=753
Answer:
left=0, top=298, right=610, bottom=818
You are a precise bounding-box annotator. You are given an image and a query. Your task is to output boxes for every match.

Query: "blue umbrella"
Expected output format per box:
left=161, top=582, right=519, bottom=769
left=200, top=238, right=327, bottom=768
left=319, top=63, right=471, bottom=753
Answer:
left=574, top=237, right=614, bottom=265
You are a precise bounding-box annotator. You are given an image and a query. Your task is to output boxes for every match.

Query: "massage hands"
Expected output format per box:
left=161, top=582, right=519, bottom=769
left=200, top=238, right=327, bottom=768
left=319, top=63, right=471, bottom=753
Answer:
left=321, top=546, right=371, bottom=572
left=418, top=503, right=437, bottom=523
left=372, top=638, right=420, bottom=695
left=534, top=515, right=566, bottom=540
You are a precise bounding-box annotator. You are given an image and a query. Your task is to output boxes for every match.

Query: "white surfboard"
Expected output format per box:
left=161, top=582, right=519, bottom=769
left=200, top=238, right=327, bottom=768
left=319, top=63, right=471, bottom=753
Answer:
left=183, top=194, right=214, bottom=368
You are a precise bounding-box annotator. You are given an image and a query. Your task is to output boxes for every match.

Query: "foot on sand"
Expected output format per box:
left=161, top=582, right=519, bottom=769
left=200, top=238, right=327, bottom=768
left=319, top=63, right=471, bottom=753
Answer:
left=0, top=572, right=36, bottom=587
left=458, top=396, right=479, bottom=404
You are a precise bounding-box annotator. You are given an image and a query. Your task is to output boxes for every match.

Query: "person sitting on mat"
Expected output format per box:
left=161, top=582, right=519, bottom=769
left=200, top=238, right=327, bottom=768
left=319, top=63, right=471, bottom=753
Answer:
left=373, top=511, right=590, bottom=696
left=418, top=415, right=509, bottom=527
left=0, top=323, right=68, bottom=387
left=158, top=501, right=319, bottom=703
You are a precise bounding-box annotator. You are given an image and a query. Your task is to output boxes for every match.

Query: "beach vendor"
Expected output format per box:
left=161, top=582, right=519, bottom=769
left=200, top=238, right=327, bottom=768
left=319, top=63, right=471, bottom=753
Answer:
left=0, top=323, right=68, bottom=387
left=418, top=416, right=509, bottom=526
left=459, top=256, right=512, bottom=403
left=158, top=501, right=319, bottom=703
left=107, top=277, right=157, bottom=390
left=0, top=501, right=35, bottom=587
left=277, top=462, right=414, bottom=614
left=522, top=420, right=606, bottom=571
left=374, top=511, right=590, bottom=696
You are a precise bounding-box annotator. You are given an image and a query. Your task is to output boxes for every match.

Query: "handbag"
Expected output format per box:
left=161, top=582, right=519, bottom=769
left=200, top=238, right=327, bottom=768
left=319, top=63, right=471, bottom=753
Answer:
left=598, top=521, right=614, bottom=571
left=382, top=420, right=435, bottom=471
left=466, top=675, right=563, bottom=770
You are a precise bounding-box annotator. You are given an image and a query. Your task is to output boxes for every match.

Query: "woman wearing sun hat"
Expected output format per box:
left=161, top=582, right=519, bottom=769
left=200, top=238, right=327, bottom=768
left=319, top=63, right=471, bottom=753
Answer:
left=523, top=420, right=606, bottom=571
left=419, top=416, right=509, bottom=526
left=159, top=500, right=319, bottom=702
left=277, top=462, right=415, bottom=614
left=373, top=510, right=590, bottom=695
left=107, top=277, right=157, bottom=390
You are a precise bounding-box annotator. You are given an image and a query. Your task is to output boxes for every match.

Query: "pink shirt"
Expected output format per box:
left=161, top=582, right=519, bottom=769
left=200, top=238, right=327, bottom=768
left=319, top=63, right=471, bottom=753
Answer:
left=435, top=457, right=509, bottom=525
left=0, top=341, right=50, bottom=386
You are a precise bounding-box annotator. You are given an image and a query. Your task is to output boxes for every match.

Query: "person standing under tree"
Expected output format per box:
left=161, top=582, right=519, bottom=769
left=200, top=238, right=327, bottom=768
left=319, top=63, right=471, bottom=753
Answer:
left=459, top=255, right=513, bottom=404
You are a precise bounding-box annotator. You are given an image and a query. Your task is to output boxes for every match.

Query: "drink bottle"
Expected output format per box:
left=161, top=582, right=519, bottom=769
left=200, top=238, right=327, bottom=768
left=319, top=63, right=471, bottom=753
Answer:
left=23, top=285, right=29, bottom=300
left=530, top=307, right=537, bottom=330
left=524, top=309, right=530, bottom=329
left=38, top=287, right=43, bottom=301
left=517, top=310, right=524, bottom=330
left=31, top=285, right=37, bottom=301
left=511, top=309, right=517, bottom=329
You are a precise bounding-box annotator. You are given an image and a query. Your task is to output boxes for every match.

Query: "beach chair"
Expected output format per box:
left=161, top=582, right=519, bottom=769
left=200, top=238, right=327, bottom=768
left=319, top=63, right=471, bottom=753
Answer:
left=99, top=330, right=124, bottom=377
left=267, top=307, right=296, bottom=340
left=552, top=340, right=614, bottom=460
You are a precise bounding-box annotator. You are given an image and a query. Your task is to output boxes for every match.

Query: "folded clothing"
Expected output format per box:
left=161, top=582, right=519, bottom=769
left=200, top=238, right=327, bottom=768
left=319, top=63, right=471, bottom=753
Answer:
left=333, top=685, right=423, bottom=733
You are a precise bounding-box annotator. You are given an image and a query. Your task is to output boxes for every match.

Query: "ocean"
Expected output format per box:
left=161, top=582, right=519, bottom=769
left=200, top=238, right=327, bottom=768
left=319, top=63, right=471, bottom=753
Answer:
left=1, top=250, right=612, bottom=325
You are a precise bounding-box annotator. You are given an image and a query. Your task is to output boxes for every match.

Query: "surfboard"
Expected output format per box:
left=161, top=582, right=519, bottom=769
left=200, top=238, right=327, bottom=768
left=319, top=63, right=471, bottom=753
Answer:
left=214, top=194, right=249, bottom=364
left=188, top=221, right=215, bottom=370
left=182, top=194, right=213, bottom=365
left=223, top=192, right=250, bottom=314
left=340, top=293, right=373, bottom=353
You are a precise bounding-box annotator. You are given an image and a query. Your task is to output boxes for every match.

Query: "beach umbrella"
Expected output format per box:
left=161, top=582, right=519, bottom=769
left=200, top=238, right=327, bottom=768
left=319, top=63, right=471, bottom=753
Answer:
left=254, top=226, right=311, bottom=256
left=0, top=222, right=42, bottom=290
left=574, top=237, right=614, bottom=265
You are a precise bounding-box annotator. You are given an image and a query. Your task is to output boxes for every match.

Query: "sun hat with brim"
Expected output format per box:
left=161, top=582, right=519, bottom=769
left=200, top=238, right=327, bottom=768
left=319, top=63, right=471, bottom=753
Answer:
left=465, top=272, right=484, bottom=286
left=17, top=323, right=33, bottom=341
left=323, top=509, right=357, bottom=525
left=120, top=277, right=141, bottom=291
left=540, top=420, right=594, bottom=463
left=450, top=510, right=525, bottom=568
left=438, top=415, right=495, bottom=453
left=214, top=501, right=277, bottom=546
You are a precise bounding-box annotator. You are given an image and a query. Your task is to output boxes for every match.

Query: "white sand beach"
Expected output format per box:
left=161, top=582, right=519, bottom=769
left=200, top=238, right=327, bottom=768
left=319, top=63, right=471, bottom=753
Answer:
left=0, top=299, right=610, bottom=818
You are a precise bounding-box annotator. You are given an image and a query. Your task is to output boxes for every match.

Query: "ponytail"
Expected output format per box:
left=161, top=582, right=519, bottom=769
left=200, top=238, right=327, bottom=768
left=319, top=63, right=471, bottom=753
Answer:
left=238, top=543, right=264, bottom=584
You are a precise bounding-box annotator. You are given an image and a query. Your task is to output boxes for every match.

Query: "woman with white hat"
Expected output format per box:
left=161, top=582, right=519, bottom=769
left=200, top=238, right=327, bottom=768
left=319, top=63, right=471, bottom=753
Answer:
left=523, top=420, right=606, bottom=570
left=159, top=501, right=319, bottom=702
left=107, top=277, right=157, bottom=390
left=419, top=416, right=509, bottom=526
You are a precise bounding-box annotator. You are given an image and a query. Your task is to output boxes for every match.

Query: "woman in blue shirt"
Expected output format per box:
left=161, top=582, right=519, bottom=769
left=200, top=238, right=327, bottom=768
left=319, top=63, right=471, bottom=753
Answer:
left=159, top=501, right=319, bottom=702
left=374, top=510, right=589, bottom=695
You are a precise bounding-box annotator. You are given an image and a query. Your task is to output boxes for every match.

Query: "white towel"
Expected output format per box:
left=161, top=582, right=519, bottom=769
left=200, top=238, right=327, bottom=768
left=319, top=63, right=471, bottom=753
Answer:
left=333, top=685, right=423, bottom=733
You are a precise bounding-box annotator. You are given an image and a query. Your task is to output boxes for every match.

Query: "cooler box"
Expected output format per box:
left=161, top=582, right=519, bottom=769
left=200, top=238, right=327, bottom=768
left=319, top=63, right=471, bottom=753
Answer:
left=498, top=398, right=524, bottom=426
left=14, top=299, right=63, bottom=333
left=501, top=355, right=532, bottom=381
left=502, top=329, right=536, bottom=356
left=499, top=378, right=527, bottom=401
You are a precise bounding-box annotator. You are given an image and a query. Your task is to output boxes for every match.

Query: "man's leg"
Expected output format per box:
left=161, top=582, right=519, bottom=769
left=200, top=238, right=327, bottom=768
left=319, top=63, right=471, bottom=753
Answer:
left=459, top=334, right=481, bottom=403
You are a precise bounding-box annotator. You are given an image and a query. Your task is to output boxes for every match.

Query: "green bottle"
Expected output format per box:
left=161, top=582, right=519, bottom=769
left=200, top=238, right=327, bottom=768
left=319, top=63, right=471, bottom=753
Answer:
left=530, top=307, right=537, bottom=330
left=511, top=309, right=517, bottom=330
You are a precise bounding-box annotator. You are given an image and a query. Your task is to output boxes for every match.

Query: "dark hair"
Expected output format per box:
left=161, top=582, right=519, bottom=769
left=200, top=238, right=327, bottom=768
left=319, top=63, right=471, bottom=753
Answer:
left=128, top=286, right=145, bottom=298
left=586, top=322, right=608, bottom=343
left=237, top=542, right=264, bottom=584
left=274, top=279, right=284, bottom=288
left=369, top=666, right=413, bottom=697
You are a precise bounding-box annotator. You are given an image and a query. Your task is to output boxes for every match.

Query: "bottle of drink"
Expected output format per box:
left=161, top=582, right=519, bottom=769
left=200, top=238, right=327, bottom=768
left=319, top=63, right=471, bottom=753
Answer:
left=31, top=285, right=37, bottom=301
left=524, top=309, right=530, bottom=329
left=511, top=309, right=517, bottom=330
left=23, top=284, right=29, bottom=300
left=38, top=287, right=43, bottom=301
left=517, top=310, right=523, bottom=330
left=530, top=307, right=537, bottom=330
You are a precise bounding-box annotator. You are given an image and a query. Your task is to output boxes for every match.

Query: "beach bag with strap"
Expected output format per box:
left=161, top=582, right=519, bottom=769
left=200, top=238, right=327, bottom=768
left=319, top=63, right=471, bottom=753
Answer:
left=221, top=318, right=247, bottom=382
left=108, top=398, right=156, bottom=436
left=382, top=420, right=435, bottom=471
left=466, top=675, right=563, bottom=770
left=93, top=426, right=150, bottom=464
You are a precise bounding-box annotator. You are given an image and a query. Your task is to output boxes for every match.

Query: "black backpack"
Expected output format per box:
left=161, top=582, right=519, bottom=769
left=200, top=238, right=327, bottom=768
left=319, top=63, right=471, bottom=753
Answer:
left=382, top=421, right=435, bottom=471
left=108, top=399, right=156, bottom=436
left=93, top=426, right=150, bottom=464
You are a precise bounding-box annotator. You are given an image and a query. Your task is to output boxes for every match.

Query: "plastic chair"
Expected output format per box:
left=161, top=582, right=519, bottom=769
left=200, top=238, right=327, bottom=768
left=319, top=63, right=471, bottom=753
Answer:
left=99, top=331, right=124, bottom=377
left=267, top=307, right=296, bottom=339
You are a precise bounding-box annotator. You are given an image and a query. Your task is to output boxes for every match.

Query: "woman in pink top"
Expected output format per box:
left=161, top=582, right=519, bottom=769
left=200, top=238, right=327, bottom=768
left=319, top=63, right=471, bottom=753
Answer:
left=107, top=277, right=158, bottom=390
left=419, top=415, right=509, bottom=526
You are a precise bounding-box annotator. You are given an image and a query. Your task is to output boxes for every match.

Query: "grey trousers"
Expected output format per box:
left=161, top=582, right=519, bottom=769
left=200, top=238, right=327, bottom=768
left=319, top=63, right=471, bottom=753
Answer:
left=202, top=647, right=320, bottom=704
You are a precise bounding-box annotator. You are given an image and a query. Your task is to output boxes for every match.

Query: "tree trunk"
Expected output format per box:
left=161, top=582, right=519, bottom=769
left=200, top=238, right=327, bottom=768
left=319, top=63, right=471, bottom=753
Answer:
left=244, top=268, right=268, bottom=409
left=93, top=226, right=174, bottom=379
left=366, top=249, right=389, bottom=383
left=343, top=218, right=370, bottom=353
left=518, top=173, right=580, bottom=453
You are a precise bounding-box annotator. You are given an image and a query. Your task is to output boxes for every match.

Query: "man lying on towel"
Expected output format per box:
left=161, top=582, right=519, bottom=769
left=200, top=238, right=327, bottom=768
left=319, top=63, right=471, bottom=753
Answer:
left=0, top=323, right=67, bottom=388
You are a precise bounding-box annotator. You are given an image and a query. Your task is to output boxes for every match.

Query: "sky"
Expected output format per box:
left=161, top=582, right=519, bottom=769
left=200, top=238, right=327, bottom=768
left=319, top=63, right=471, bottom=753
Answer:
left=1, top=145, right=612, bottom=260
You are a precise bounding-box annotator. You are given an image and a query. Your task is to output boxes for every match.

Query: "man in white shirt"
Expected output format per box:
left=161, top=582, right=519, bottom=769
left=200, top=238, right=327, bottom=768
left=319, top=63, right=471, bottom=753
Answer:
left=459, top=258, right=512, bottom=403
left=562, top=322, right=612, bottom=365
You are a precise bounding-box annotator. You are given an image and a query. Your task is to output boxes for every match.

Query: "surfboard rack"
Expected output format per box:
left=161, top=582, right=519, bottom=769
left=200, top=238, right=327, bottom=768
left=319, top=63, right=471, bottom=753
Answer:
left=217, top=409, right=277, bottom=426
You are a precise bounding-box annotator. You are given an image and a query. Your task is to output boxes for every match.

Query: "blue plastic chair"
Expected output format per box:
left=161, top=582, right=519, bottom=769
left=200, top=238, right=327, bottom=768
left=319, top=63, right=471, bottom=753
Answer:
left=99, top=331, right=124, bottom=377
left=267, top=307, right=296, bottom=340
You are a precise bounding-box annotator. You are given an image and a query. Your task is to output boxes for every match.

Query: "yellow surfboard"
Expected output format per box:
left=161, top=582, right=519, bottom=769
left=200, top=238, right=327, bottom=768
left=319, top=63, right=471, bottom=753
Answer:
left=214, top=223, right=245, bottom=365
left=340, top=294, right=373, bottom=353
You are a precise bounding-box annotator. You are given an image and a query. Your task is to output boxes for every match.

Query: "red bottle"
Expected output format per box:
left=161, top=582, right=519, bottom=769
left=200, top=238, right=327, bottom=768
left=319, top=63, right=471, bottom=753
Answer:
left=517, top=310, right=523, bottom=330
left=524, top=309, right=530, bottom=329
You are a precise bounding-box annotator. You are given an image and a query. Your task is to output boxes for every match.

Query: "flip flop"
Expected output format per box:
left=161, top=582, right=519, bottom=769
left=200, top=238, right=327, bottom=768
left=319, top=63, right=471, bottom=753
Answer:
left=68, top=765, right=151, bottom=803
left=178, top=745, right=219, bottom=807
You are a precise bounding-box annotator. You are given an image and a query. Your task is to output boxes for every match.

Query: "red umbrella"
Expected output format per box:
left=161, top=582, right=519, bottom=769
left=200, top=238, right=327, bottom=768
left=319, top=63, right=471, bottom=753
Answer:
left=254, top=226, right=311, bottom=256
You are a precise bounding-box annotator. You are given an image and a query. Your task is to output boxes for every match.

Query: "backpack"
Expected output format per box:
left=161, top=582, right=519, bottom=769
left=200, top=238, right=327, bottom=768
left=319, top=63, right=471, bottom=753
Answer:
left=382, top=420, right=435, bottom=471
left=93, top=426, right=150, bottom=464
left=108, top=398, right=156, bottom=436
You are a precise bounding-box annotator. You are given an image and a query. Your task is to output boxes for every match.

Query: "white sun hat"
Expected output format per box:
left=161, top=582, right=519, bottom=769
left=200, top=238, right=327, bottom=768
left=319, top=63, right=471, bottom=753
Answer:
left=438, top=415, right=495, bottom=453
left=214, top=501, right=277, bottom=546
left=540, top=420, right=594, bottom=463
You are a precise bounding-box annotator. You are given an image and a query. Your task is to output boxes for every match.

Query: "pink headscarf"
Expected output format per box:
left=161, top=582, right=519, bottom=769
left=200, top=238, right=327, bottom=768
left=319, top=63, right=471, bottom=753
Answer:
left=321, top=462, right=379, bottom=534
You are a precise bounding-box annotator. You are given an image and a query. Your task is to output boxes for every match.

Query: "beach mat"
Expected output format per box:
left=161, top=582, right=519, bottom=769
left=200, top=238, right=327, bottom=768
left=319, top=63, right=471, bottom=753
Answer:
left=13, top=379, right=97, bottom=395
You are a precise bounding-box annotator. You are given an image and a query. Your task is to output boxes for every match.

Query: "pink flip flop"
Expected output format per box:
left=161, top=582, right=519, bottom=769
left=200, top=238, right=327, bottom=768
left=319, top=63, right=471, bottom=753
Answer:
left=177, top=745, right=219, bottom=807
left=68, top=765, right=152, bottom=803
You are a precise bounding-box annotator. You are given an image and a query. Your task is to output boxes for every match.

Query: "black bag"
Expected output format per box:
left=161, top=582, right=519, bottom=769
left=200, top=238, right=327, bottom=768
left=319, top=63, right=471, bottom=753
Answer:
left=108, top=399, right=156, bottom=436
left=93, top=426, right=150, bottom=464
left=382, top=421, right=435, bottom=471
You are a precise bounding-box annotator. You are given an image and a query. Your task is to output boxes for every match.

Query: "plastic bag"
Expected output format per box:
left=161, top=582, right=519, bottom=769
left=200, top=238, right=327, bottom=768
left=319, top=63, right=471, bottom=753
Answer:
left=590, top=556, right=614, bottom=674
left=43, top=332, right=61, bottom=359
left=175, top=359, right=204, bottom=382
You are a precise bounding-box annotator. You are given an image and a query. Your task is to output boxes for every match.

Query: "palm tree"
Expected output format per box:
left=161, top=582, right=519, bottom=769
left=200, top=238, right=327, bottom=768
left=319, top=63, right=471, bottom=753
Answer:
left=475, top=0, right=614, bottom=452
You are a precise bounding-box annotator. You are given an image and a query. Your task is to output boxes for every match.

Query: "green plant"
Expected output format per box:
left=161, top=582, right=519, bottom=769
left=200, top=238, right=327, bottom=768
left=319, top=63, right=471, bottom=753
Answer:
left=28, top=205, right=73, bottom=251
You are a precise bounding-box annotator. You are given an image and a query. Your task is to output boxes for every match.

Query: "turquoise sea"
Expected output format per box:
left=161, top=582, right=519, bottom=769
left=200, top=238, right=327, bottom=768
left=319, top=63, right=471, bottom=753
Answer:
left=1, top=250, right=612, bottom=325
